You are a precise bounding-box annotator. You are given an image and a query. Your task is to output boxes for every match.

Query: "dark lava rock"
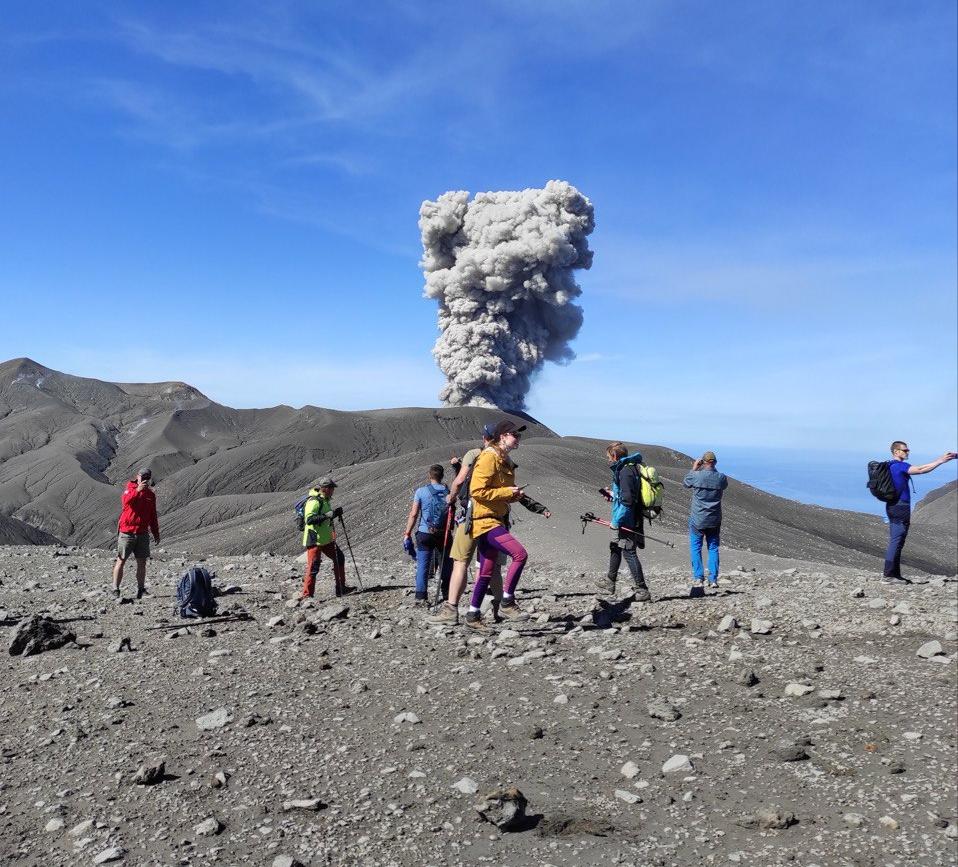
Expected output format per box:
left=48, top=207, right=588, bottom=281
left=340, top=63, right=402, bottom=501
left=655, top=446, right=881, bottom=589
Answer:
left=8, top=615, right=76, bottom=657
left=474, top=787, right=528, bottom=831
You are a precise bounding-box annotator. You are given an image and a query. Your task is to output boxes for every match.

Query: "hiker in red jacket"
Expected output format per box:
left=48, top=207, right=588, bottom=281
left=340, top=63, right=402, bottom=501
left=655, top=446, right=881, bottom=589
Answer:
left=112, top=468, right=160, bottom=599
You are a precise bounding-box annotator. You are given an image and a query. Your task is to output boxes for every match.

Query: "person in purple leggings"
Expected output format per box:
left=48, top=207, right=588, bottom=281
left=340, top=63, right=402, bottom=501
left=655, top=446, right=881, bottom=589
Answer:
left=465, top=419, right=551, bottom=629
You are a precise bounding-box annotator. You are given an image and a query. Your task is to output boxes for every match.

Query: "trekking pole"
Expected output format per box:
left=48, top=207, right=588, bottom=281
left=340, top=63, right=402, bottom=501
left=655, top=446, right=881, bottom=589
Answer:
left=580, top=512, right=675, bottom=549
left=337, top=514, right=364, bottom=591
left=432, top=505, right=454, bottom=607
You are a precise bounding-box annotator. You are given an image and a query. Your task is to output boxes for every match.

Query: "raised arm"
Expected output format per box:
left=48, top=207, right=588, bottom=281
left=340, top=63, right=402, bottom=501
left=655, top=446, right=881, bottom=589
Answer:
left=908, top=452, right=958, bottom=475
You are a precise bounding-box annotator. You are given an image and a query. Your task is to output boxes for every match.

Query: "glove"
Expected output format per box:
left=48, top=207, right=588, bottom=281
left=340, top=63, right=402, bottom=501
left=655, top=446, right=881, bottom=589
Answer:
left=403, top=536, right=416, bottom=559
left=330, top=507, right=343, bottom=520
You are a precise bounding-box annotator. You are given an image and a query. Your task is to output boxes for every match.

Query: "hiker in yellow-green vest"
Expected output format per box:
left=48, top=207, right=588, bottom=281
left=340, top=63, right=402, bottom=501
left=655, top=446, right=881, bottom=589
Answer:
left=300, top=477, right=350, bottom=599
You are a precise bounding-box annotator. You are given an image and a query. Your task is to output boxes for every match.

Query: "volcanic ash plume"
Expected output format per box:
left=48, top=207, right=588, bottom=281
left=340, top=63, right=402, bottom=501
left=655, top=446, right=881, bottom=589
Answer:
left=419, top=180, right=594, bottom=409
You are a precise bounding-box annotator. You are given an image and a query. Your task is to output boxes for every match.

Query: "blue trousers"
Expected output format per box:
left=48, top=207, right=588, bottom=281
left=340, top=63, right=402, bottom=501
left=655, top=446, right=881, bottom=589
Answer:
left=414, top=531, right=452, bottom=600
left=689, top=520, right=720, bottom=582
left=883, top=503, right=910, bottom=578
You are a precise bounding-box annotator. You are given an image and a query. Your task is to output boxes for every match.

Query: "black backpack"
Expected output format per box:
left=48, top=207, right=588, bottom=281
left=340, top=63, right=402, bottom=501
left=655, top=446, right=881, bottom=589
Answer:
left=176, top=566, right=218, bottom=618
left=866, top=461, right=899, bottom=503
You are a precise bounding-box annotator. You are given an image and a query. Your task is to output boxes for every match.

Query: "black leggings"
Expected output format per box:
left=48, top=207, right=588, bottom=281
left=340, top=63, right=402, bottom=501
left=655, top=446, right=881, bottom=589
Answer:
left=609, top=526, right=646, bottom=586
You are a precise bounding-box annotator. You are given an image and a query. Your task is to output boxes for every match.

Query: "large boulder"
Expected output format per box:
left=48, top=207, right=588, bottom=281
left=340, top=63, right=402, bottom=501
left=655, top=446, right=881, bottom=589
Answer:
left=8, top=615, right=76, bottom=657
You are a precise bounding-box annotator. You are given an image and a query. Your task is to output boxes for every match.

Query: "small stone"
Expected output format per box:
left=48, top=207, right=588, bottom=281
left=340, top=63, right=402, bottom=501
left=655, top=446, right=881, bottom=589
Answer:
left=393, top=712, right=421, bottom=725
left=272, top=857, right=305, bottom=867
left=647, top=697, right=681, bottom=721
left=132, top=758, right=166, bottom=785
left=69, top=819, right=94, bottom=837
left=529, top=726, right=544, bottom=740
left=916, top=640, right=944, bottom=659
left=614, top=789, right=641, bottom=804
left=196, top=707, right=231, bottom=730
left=771, top=744, right=808, bottom=762
left=267, top=615, right=285, bottom=628
left=843, top=812, right=866, bottom=828
left=736, top=669, right=759, bottom=687
left=620, top=760, right=640, bottom=779
left=661, top=754, right=693, bottom=775
left=818, top=688, right=843, bottom=701
left=474, top=786, right=528, bottom=830
left=784, top=682, right=814, bottom=697
left=193, top=816, right=223, bottom=836
left=879, top=815, right=899, bottom=831
left=318, top=603, right=349, bottom=622
left=750, top=619, right=773, bottom=635
left=867, top=598, right=886, bottom=610
left=108, top=637, right=132, bottom=653
left=453, top=777, right=479, bottom=795
left=738, top=807, right=797, bottom=830
left=44, top=817, right=65, bottom=832
left=93, top=848, right=126, bottom=864
left=850, top=587, right=865, bottom=598
left=281, top=798, right=325, bottom=812
left=553, top=694, right=569, bottom=705
left=717, top=615, right=738, bottom=633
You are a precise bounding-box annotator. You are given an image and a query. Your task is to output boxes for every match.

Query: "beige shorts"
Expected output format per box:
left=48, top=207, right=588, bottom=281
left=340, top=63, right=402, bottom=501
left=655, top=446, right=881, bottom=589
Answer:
left=117, top=532, right=150, bottom=561
left=449, top=522, right=507, bottom=565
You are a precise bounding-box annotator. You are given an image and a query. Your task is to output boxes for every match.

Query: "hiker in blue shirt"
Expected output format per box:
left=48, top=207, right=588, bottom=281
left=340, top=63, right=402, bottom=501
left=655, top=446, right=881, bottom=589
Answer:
left=883, top=441, right=956, bottom=584
left=403, top=464, right=454, bottom=604
left=683, top=451, right=729, bottom=598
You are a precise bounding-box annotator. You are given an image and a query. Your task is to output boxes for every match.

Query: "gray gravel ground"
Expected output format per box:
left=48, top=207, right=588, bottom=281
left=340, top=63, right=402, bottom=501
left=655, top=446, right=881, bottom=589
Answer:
left=1, top=545, right=956, bottom=866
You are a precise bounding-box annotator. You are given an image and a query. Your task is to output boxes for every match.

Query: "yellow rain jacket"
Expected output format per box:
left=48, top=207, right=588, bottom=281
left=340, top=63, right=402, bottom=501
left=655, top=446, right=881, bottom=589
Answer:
left=468, top=447, right=516, bottom=537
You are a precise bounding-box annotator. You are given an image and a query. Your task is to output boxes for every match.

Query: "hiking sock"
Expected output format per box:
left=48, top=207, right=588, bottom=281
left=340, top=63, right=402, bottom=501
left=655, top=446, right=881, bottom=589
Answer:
left=502, top=593, right=514, bottom=601
left=468, top=605, right=480, bottom=614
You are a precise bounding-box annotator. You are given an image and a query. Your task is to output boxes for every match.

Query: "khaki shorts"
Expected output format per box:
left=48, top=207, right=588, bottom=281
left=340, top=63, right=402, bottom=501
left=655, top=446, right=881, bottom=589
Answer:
left=449, top=523, right=507, bottom=565
left=117, top=532, right=150, bottom=561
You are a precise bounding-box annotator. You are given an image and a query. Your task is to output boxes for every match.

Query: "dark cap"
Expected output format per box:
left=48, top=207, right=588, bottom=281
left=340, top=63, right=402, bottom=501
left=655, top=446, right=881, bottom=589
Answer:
left=317, top=477, right=338, bottom=488
left=482, top=421, right=498, bottom=439
left=491, top=419, right=527, bottom=439
left=138, top=468, right=152, bottom=480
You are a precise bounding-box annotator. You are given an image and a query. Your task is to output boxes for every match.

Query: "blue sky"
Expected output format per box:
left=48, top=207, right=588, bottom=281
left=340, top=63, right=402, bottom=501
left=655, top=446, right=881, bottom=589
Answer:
left=2, top=0, right=956, bottom=455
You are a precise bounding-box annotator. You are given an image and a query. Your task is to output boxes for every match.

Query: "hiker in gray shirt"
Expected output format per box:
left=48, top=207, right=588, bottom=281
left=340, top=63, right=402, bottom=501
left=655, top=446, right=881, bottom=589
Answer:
left=683, top=450, right=729, bottom=598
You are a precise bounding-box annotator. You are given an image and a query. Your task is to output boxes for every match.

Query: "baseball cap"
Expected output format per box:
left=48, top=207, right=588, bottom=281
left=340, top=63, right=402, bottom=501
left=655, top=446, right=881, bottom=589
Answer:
left=317, top=476, right=338, bottom=488
left=482, top=421, right=498, bottom=439
left=491, top=419, right=527, bottom=439
left=700, top=451, right=717, bottom=463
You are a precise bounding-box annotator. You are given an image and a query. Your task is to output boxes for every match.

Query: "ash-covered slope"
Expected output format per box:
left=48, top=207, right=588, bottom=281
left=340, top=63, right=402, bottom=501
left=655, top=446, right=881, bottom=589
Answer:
left=914, top=479, right=957, bottom=529
left=0, top=358, right=955, bottom=576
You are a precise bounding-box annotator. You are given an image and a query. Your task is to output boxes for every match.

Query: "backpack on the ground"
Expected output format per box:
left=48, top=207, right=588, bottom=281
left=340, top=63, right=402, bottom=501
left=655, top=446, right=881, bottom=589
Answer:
left=420, top=486, right=449, bottom=535
left=175, top=566, right=218, bottom=618
left=294, top=494, right=318, bottom=532
left=867, top=461, right=899, bottom=503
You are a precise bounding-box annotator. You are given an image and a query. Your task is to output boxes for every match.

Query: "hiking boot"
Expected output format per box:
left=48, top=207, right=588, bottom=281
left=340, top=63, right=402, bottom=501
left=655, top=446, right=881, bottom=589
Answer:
left=112, top=587, right=121, bottom=599
left=707, top=579, right=719, bottom=589
left=136, top=586, right=149, bottom=600
left=340, top=585, right=356, bottom=595
left=882, top=575, right=911, bottom=586
left=498, top=599, right=529, bottom=622
left=596, top=575, right=616, bottom=596
left=632, top=584, right=652, bottom=603
left=689, top=581, right=705, bottom=599
left=427, top=603, right=459, bottom=626
left=465, top=610, right=491, bottom=632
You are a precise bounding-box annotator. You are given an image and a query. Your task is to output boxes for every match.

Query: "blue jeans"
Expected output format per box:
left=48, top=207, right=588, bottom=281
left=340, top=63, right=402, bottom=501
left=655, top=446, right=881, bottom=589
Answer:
left=883, top=503, right=910, bottom=578
left=414, top=531, right=452, bottom=600
left=689, top=520, right=720, bottom=582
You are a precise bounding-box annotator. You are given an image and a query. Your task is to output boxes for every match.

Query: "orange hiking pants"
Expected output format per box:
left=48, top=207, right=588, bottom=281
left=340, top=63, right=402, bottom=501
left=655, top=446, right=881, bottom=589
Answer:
left=301, top=542, right=346, bottom=598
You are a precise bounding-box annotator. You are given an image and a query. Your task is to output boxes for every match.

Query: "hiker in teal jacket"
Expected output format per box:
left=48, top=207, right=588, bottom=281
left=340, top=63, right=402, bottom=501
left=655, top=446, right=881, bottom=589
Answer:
left=300, top=477, right=349, bottom=599
left=598, top=442, right=650, bottom=601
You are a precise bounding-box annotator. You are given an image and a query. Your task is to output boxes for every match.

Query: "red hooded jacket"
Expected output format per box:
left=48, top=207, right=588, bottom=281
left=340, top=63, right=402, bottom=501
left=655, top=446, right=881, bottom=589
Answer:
left=118, top=481, right=160, bottom=537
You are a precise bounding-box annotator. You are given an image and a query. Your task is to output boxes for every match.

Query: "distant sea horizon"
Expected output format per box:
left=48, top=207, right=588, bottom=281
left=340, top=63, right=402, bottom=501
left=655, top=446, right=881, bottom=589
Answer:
left=669, top=444, right=958, bottom=517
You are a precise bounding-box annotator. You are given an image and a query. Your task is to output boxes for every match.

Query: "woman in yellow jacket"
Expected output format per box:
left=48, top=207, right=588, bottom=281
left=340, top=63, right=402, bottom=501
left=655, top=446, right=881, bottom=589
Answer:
left=466, top=419, right=531, bottom=626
